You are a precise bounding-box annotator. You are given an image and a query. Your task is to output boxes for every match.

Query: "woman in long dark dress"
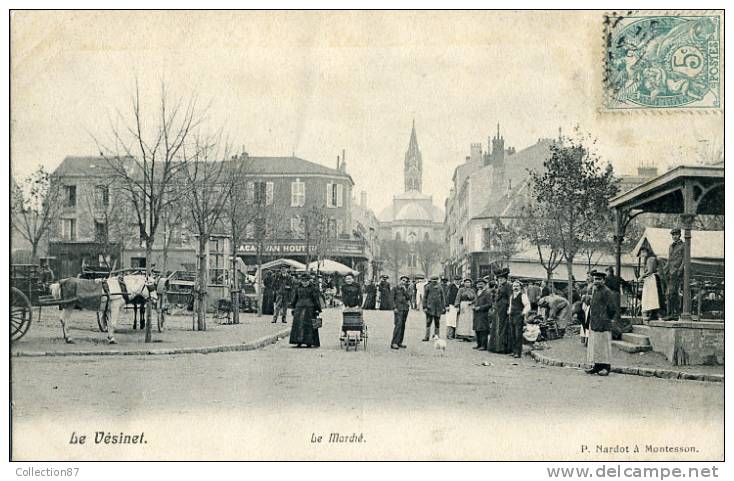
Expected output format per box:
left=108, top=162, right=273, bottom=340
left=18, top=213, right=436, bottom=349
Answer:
left=289, top=276, right=322, bottom=348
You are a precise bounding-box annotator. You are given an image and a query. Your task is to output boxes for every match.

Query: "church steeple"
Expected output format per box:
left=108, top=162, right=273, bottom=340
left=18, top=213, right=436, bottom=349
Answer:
left=404, top=119, right=423, bottom=192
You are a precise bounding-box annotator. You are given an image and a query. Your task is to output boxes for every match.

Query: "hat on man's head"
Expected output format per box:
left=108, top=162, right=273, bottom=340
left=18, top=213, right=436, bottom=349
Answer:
left=381, top=274, right=389, bottom=279
left=430, top=275, right=439, bottom=281
left=463, top=278, right=473, bottom=284
left=589, top=269, right=606, bottom=279
left=453, top=275, right=462, bottom=281
left=475, top=278, right=487, bottom=286
left=495, top=267, right=510, bottom=279
left=670, top=228, right=681, bottom=235
left=399, top=275, right=410, bottom=281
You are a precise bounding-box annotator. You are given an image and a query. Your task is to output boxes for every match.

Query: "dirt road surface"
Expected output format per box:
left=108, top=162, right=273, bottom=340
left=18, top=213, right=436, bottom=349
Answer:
left=10, top=308, right=723, bottom=460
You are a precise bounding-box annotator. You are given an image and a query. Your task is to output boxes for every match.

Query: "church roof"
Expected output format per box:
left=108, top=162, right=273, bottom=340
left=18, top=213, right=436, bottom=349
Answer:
left=406, top=118, right=420, bottom=158
left=378, top=200, right=444, bottom=223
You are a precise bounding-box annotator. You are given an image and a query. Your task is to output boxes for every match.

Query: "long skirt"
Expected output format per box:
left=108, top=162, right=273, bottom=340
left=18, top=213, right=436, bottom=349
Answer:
left=456, top=301, right=474, bottom=338
left=445, top=305, right=457, bottom=328
left=641, top=275, right=661, bottom=312
left=289, top=306, right=320, bottom=347
left=262, top=288, right=275, bottom=315
left=586, top=330, right=611, bottom=364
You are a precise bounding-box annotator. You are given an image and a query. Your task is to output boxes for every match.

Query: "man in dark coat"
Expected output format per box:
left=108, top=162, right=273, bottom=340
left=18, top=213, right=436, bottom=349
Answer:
left=391, top=275, right=411, bottom=349
left=272, top=267, right=292, bottom=323
left=378, top=275, right=393, bottom=310
left=422, top=275, right=446, bottom=341
left=340, top=273, right=363, bottom=308
left=472, top=278, right=492, bottom=350
left=289, top=275, right=322, bottom=348
left=665, top=228, right=685, bottom=319
left=585, top=270, right=618, bottom=376
left=363, top=279, right=377, bottom=309
left=489, top=268, right=512, bottom=353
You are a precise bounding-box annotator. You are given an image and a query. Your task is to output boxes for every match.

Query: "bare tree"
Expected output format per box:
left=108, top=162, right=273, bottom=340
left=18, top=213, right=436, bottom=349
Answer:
left=379, top=238, right=410, bottom=282
left=11, top=166, right=62, bottom=263
left=519, top=203, right=563, bottom=282
left=84, top=179, right=137, bottom=270
left=415, top=239, right=443, bottom=278
left=95, top=80, right=203, bottom=342
left=180, top=134, right=237, bottom=331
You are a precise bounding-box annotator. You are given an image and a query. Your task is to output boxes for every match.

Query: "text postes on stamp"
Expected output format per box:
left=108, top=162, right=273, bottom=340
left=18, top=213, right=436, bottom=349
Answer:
left=603, top=12, right=721, bottom=111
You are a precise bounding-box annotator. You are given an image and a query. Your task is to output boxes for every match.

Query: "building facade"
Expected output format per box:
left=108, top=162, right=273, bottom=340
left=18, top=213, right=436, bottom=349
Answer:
left=48, top=153, right=369, bottom=279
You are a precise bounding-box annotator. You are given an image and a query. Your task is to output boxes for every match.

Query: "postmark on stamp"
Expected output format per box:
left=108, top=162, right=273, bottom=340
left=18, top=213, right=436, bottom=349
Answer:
left=603, top=11, right=722, bottom=111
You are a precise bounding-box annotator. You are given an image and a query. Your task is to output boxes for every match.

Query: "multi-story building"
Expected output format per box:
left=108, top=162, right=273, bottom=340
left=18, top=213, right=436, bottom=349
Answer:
left=444, top=125, right=553, bottom=280
left=48, top=152, right=369, bottom=279
left=444, top=127, right=662, bottom=281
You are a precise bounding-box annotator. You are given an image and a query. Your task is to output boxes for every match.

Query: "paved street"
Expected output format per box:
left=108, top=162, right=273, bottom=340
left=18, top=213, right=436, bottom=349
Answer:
left=11, top=308, right=724, bottom=461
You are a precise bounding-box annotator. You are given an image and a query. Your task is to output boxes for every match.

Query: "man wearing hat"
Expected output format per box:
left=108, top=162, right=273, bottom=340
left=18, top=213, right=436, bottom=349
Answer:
left=472, top=278, right=493, bottom=350
left=584, top=270, right=618, bottom=376
left=378, top=275, right=393, bottom=310
left=422, top=275, right=446, bottom=341
left=391, top=275, right=412, bottom=349
left=665, top=228, right=685, bottom=319
left=489, top=268, right=512, bottom=353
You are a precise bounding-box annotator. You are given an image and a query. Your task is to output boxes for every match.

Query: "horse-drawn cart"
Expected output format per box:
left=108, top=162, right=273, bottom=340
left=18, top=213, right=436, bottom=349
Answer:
left=10, top=264, right=53, bottom=342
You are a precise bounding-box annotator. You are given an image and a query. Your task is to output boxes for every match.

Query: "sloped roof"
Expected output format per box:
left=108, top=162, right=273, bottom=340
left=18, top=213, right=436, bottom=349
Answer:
left=395, top=203, right=433, bottom=221
left=379, top=199, right=445, bottom=223
left=472, top=139, right=553, bottom=218
left=52, top=155, right=352, bottom=183
left=631, top=228, right=724, bottom=260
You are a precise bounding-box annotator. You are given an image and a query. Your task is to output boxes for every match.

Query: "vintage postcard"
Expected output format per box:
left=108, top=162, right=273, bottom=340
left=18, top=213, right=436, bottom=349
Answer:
left=8, top=10, right=725, bottom=463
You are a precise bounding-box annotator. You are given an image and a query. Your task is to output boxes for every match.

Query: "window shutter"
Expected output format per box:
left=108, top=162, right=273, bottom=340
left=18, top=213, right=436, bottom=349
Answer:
left=326, top=183, right=332, bottom=207
left=336, top=184, right=343, bottom=207
left=291, top=182, right=297, bottom=206
left=266, top=182, right=274, bottom=205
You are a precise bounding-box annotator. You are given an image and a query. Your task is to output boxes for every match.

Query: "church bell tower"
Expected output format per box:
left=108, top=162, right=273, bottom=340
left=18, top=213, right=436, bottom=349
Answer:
left=404, top=119, right=423, bottom=192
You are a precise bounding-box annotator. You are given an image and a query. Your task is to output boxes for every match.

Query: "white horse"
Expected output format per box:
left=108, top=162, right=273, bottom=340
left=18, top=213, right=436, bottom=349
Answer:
left=50, top=274, right=158, bottom=344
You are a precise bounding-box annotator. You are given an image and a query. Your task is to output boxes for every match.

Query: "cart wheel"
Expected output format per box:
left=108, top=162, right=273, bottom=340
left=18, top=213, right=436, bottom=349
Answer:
left=11, top=287, right=32, bottom=342
left=96, top=310, right=109, bottom=332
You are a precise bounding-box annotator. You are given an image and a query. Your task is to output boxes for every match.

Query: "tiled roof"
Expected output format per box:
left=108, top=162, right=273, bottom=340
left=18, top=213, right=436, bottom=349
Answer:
left=52, top=155, right=352, bottom=183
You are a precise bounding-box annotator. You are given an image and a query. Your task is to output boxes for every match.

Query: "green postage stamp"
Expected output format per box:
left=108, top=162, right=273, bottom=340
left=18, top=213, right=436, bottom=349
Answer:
left=603, top=11, right=722, bottom=111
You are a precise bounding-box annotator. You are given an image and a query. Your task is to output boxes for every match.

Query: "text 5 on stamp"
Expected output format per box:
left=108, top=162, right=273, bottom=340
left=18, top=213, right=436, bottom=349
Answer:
left=604, top=11, right=721, bottom=110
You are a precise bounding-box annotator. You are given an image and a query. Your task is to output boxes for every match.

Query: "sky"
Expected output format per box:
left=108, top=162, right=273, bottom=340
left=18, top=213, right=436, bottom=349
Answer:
left=10, top=11, right=723, bottom=214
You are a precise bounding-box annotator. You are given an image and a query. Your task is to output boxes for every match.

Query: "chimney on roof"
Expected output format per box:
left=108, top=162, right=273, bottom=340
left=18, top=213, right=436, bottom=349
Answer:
left=337, top=155, right=340, bottom=170
left=341, top=149, right=347, bottom=173
left=360, top=190, right=367, bottom=208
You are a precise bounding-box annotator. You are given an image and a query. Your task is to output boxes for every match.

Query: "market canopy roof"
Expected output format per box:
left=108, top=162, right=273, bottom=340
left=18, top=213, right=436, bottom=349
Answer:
left=609, top=165, right=724, bottom=215
left=303, top=259, right=358, bottom=275
left=630, top=228, right=724, bottom=260
left=259, top=258, right=306, bottom=271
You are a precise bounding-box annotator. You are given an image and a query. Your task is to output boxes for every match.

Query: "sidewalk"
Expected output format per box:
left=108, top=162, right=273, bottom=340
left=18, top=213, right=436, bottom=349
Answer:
left=530, top=333, right=724, bottom=382
left=11, top=307, right=290, bottom=357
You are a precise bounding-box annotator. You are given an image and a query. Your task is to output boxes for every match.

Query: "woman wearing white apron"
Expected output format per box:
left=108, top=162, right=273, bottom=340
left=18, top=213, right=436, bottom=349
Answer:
left=454, top=278, right=476, bottom=341
left=639, top=247, right=664, bottom=321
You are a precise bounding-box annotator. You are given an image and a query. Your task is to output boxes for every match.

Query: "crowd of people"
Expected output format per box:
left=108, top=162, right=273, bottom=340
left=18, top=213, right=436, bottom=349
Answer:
left=255, top=238, right=691, bottom=378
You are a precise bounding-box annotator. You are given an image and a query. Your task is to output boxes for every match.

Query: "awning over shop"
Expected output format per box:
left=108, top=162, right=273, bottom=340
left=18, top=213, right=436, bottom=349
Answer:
left=258, top=258, right=307, bottom=271
left=303, top=259, right=358, bottom=275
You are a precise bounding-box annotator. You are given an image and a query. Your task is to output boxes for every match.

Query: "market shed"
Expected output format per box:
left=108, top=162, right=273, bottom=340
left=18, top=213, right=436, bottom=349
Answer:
left=609, top=166, right=724, bottom=365
left=609, top=165, right=724, bottom=321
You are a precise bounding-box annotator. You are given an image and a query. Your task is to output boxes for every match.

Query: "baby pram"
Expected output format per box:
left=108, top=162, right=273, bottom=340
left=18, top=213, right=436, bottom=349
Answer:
left=340, top=307, right=368, bottom=351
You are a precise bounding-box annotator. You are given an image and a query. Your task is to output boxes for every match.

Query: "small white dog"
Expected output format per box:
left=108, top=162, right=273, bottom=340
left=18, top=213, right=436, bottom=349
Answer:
left=433, top=334, right=447, bottom=355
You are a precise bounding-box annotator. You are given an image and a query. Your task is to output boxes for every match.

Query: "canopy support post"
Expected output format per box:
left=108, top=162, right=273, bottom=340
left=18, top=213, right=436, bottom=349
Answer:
left=680, top=213, right=695, bottom=321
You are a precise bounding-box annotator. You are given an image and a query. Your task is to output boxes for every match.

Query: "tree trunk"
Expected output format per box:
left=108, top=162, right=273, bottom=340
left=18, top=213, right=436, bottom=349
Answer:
left=31, top=241, right=39, bottom=265
left=565, top=255, right=575, bottom=305
left=231, top=234, right=240, bottom=325
left=144, top=241, right=153, bottom=343
left=256, top=242, right=263, bottom=317
left=196, top=236, right=208, bottom=331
